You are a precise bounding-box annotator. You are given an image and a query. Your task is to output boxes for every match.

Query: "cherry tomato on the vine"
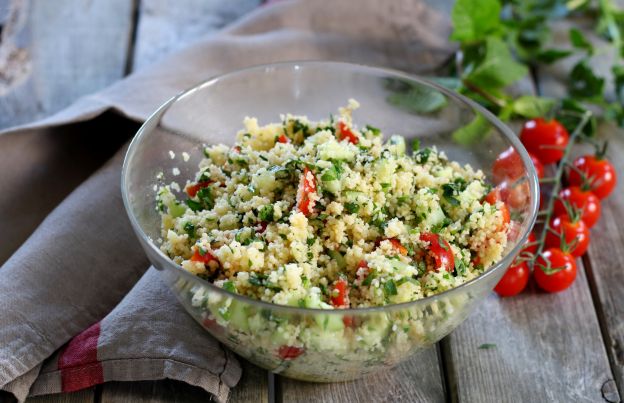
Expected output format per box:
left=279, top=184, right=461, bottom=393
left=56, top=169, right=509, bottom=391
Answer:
left=545, top=215, right=590, bottom=257
left=522, top=232, right=538, bottom=257
left=492, top=147, right=544, bottom=184
left=534, top=248, right=577, bottom=293
left=520, top=118, right=569, bottom=164
left=568, top=155, right=617, bottom=199
left=530, top=152, right=545, bottom=179
left=554, top=186, right=601, bottom=228
left=494, top=261, right=530, bottom=297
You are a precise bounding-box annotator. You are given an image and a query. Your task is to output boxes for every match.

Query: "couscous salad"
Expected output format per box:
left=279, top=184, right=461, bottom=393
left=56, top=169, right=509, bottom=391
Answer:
left=157, top=100, right=509, bottom=309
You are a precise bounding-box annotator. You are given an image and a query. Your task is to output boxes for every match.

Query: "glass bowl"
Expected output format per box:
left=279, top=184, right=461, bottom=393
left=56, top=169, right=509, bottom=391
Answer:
left=122, top=61, right=538, bottom=382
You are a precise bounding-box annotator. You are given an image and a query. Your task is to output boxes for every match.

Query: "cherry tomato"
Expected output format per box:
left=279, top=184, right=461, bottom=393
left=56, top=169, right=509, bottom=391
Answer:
left=545, top=215, right=590, bottom=257
left=554, top=186, right=601, bottom=228
left=492, top=147, right=544, bottom=184
left=278, top=345, right=305, bottom=360
left=297, top=166, right=317, bottom=216
left=494, top=261, right=530, bottom=297
left=330, top=278, right=350, bottom=308
left=337, top=121, right=359, bottom=144
left=387, top=238, right=408, bottom=256
left=277, top=134, right=289, bottom=144
left=520, top=118, right=569, bottom=164
left=420, top=232, right=455, bottom=272
left=521, top=232, right=538, bottom=257
left=530, top=152, right=545, bottom=179
left=186, top=181, right=212, bottom=198
left=568, top=155, right=617, bottom=199
left=534, top=248, right=577, bottom=293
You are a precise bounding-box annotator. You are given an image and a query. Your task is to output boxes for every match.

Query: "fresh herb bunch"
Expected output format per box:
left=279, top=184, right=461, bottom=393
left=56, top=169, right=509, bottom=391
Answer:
left=443, top=0, right=621, bottom=296
left=447, top=0, right=623, bottom=134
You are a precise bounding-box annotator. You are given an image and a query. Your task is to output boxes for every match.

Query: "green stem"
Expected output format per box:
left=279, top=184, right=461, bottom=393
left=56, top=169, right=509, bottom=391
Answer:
left=531, top=111, right=593, bottom=268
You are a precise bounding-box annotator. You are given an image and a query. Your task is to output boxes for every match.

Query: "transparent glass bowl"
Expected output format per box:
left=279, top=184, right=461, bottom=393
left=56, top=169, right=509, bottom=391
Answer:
left=122, top=61, right=538, bottom=382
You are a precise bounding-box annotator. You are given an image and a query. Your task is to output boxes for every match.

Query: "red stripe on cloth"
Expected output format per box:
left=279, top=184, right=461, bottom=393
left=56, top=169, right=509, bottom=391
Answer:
left=58, top=321, right=103, bottom=392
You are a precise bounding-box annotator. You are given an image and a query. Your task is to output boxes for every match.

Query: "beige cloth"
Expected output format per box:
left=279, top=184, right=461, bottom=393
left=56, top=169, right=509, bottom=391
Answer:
left=0, top=1, right=454, bottom=401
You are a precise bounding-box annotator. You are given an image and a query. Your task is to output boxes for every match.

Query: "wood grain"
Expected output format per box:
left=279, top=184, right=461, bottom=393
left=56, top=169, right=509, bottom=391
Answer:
left=534, top=20, right=624, bottom=399
left=229, top=359, right=269, bottom=403
left=99, top=380, right=216, bottom=403
left=131, top=0, right=261, bottom=71
left=442, top=263, right=619, bottom=403
left=581, top=126, right=624, bottom=398
left=26, top=389, right=94, bottom=403
left=279, top=347, right=445, bottom=403
left=0, top=0, right=136, bottom=129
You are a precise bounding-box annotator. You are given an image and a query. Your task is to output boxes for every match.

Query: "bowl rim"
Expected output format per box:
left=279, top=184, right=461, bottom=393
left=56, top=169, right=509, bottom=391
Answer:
left=122, top=60, right=539, bottom=314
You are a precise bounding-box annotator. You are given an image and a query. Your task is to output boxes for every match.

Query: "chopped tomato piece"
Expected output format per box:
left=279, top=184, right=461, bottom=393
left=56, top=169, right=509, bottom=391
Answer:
left=277, top=134, right=289, bottom=143
left=355, top=260, right=369, bottom=284
left=342, top=316, right=355, bottom=328
left=330, top=278, right=350, bottom=308
left=419, top=232, right=455, bottom=272
left=256, top=221, right=268, bottom=234
left=297, top=166, right=317, bottom=216
left=338, top=121, right=359, bottom=144
left=186, top=181, right=212, bottom=198
left=387, top=238, right=408, bottom=256
left=190, top=248, right=219, bottom=266
left=485, top=188, right=510, bottom=228
left=278, top=345, right=305, bottom=360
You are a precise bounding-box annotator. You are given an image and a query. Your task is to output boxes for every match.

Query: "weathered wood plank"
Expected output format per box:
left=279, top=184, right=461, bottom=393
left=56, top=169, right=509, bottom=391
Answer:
left=279, top=347, right=445, bottom=403
left=131, top=0, right=261, bottom=71
left=25, top=389, right=94, bottom=403
left=0, top=0, right=136, bottom=129
left=99, top=380, right=217, bottom=403
left=581, top=126, right=624, bottom=398
left=443, top=268, right=618, bottom=402
left=229, top=360, right=269, bottom=403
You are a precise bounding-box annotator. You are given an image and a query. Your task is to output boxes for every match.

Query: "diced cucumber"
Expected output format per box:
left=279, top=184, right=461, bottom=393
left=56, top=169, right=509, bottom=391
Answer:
left=386, top=135, right=406, bottom=156
left=314, top=302, right=344, bottom=331
left=252, top=169, right=278, bottom=193
left=323, top=179, right=341, bottom=194
left=229, top=300, right=249, bottom=332
left=318, top=141, right=355, bottom=161
left=328, top=250, right=346, bottom=270
left=423, top=203, right=445, bottom=227
left=168, top=201, right=186, bottom=218
left=375, top=158, right=397, bottom=183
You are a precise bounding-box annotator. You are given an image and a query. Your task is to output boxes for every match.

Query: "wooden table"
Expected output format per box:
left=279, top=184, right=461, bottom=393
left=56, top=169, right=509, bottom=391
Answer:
left=2, top=1, right=623, bottom=402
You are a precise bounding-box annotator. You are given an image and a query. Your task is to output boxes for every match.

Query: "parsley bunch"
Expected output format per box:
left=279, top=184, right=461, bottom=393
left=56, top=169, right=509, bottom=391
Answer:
left=446, top=0, right=623, bottom=135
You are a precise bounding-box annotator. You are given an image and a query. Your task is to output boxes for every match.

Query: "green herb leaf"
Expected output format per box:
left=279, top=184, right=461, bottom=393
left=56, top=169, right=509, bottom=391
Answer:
left=222, top=281, right=236, bottom=293
left=452, top=114, right=490, bottom=146
left=569, top=28, right=593, bottom=54
left=568, top=60, right=605, bottom=99
left=365, top=124, right=381, bottom=136
left=185, top=199, right=202, bottom=212
left=536, top=48, right=572, bottom=64
left=384, top=280, right=398, bottom=297
left=345, top=202, right=360, bottom=214
left=387, top=85, right=447, bottom=114
left=478, top=343, right=497, bottom=350
left=512, top=96, right=556, bottom=118
left=258, top=204, right=274, bottom=222
left=451, top=0, right=501, bottom=42
left=465, top=37, right=529, bottom=90
left=183, top=222, right=196, bottom=238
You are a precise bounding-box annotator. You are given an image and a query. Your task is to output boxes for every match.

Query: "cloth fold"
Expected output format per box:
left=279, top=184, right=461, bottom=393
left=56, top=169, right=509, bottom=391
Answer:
left=0, top=0, right=454, bottom=401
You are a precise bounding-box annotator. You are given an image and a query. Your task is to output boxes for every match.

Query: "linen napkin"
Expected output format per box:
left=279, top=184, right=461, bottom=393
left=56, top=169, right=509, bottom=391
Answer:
left=0, top=0, right=454, bottom=401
